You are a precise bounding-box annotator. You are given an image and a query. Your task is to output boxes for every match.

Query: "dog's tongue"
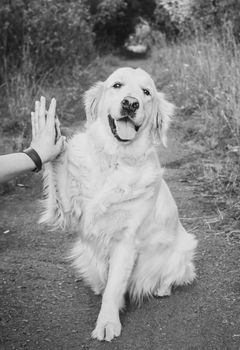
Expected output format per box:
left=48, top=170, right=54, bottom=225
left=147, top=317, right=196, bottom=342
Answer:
left=116, top=119, right=136, bottom=140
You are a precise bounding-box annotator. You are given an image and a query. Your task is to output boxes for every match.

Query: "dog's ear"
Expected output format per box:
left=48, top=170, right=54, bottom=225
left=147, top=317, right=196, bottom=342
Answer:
left=83, top=82, right=104, bottom=123
left=152, top=92, right=175, bottom=147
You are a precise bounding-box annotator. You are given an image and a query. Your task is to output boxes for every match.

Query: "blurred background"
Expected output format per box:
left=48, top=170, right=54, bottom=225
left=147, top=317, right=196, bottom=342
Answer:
left=1, top=0, right=240, bottom=221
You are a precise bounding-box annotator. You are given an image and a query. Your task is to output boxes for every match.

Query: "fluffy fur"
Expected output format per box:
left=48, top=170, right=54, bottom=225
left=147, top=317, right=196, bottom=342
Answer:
left=40, top=67, right=197, bottom=341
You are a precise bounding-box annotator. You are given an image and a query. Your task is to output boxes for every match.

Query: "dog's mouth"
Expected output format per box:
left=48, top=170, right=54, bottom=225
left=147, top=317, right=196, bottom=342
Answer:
left=108, top=114, right=140, bottom=142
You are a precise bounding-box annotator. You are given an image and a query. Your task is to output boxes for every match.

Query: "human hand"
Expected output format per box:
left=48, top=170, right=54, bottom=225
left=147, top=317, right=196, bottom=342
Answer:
left=30, top=96, right=65, bottom=164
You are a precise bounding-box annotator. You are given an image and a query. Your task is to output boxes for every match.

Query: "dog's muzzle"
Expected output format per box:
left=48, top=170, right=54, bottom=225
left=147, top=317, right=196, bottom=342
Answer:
left=108, top=114, right=140, bottom=142
left=108, top=96, right=141, bottom=142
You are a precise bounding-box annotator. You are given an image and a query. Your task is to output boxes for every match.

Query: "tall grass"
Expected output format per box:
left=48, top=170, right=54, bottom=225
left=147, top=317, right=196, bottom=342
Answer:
left=152, top=28, right=240, bottom=146
left=0, top=52, right=122, bottom=147
left=151, top=29, right=240, bottom=229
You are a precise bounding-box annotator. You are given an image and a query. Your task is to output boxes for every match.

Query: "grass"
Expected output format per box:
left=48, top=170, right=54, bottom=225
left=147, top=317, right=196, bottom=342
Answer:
left=149, top=30, right=240, bottom=234
left=152, top=31, right=240, bottom=145
left=0, top=54, right=122, bottom=138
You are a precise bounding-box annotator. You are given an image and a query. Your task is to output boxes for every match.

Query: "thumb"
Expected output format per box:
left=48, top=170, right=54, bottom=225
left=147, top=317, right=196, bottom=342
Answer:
left=55, top=135, right=66, bottom=153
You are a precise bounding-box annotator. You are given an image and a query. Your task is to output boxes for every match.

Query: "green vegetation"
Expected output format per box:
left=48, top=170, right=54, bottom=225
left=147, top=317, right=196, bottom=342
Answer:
left=150, top=30, right=240, bottom=233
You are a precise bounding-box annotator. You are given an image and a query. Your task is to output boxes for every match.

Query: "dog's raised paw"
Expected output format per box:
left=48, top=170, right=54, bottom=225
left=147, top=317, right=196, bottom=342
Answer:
left=91, top=320, right=121, bottom=342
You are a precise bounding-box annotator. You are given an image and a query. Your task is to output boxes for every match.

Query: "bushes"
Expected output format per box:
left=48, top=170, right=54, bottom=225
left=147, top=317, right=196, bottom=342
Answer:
left=1, top=0, right=240, bottom=77
left=154, top=0, right=192, bottom=39
left=0, top=0, right=97, bottom=139
left=192, top=0, right=240, bottom=39
left=89, top=0, right=240, bottom=45
left=89, top=0, right=156, bottom=48
left=0, top=0, right=158, bottom=78
left=153, top=0, right=240, bottom=41
left=0, top=0, right=94, bottom=81
left=90, top=0, right=129, bottom=48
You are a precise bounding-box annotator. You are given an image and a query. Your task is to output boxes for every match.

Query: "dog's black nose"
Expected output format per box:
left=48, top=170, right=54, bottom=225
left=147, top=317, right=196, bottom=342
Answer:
left=121, top=96, right=139, bottom=113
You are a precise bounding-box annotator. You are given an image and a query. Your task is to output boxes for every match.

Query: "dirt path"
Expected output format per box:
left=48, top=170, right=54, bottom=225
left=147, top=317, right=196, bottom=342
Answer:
left=1, top=59, right=240, bottom=350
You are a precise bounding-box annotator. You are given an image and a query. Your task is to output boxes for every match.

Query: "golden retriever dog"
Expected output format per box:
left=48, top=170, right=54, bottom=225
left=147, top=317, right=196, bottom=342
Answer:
left=40, top=67, right=197, bottom=341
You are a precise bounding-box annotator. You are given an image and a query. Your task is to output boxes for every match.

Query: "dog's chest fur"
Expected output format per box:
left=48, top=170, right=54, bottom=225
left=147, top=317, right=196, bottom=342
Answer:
left=67, top=131, right=161, bottom=241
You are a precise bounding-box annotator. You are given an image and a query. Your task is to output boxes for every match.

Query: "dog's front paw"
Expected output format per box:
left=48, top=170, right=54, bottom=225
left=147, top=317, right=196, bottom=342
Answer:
left=91, top=317, right=121, bottom=342
left=153, top=284, right=172, bottom=297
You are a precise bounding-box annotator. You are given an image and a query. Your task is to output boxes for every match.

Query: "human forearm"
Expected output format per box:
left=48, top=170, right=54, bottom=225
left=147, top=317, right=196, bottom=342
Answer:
left=0, top=153, right=36, bottom=183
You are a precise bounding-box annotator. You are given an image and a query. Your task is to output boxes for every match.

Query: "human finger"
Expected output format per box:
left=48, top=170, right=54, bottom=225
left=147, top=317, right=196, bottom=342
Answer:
left=39, top=96, right=46, bottom=131
left=34, top=100, right=40, bottom=137
left=55, top=117, right=61, bottom=142
left=46, top=98, right=56, bottom=130
left=31, top=112, right=35, bottom=139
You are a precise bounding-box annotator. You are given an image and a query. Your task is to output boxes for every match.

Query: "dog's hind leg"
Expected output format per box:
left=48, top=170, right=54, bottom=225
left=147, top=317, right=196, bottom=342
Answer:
left=70, top=240, right=107, bottom=295
left=129, top=225, right=197, bottom=301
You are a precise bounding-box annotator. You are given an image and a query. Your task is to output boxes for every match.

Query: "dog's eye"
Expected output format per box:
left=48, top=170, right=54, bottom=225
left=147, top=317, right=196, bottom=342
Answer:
left=113, top=82, right=122, bottom=89
left=143, top=88, right=151, bottom=96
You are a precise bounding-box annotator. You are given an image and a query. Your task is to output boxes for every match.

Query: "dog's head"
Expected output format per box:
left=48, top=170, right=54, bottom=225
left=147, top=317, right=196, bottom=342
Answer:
left=84, top=67, right=174, bottom=147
